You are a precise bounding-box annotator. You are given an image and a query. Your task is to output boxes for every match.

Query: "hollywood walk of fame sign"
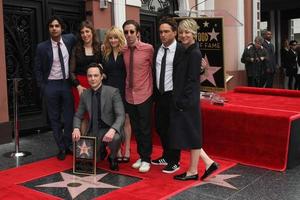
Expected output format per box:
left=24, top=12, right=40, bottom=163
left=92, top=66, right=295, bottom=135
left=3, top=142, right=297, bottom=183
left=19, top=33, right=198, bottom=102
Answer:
left=73, top=136, right=97, bottom=175
left=176, top=17, right=226, bottom=92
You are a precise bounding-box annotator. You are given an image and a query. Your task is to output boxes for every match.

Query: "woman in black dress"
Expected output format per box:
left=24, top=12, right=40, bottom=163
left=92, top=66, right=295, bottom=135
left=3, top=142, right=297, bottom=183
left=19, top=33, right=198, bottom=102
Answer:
left=172, top=19, right=218, bottom=181
left=70, top=20, right=102, bottom=134
left=102, top=26, right=131, bottom=162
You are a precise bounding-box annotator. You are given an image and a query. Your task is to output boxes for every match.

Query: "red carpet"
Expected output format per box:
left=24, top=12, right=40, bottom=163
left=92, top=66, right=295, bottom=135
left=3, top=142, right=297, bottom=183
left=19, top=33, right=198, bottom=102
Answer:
left=0, top=143, right=235, bottom=200
left=202, top=87, right=300, bottom=171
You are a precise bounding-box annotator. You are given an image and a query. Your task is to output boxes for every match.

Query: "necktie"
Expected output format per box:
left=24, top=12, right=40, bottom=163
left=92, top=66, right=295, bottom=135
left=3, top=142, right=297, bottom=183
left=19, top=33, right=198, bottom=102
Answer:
left=92, top=91, right=99, bottom=136
left=159, top=47, right=168, bottom=94
left=129, top=47, right=135, bottom=89
left=57, top=42, right=66, bottom=79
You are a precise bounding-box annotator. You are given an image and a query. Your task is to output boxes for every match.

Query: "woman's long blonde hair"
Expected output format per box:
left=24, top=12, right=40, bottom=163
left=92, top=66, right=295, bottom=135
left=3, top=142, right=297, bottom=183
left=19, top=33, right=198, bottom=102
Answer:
left=103, top=26, right=126, bottom=61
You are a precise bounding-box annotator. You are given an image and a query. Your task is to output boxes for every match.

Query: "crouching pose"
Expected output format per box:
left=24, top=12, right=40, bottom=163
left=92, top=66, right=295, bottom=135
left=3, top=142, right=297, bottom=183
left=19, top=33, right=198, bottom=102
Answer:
left=72, top=63, right=125, bottom=171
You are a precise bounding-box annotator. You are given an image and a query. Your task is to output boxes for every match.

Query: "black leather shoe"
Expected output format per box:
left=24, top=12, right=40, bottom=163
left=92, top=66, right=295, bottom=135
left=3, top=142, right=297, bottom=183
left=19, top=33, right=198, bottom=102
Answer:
left=174, top=172, right=198, bottom=181
left=57, top=150, right=66, bottom=160
left=66, top=148, right=73, bottom=155
left=100, top=147, right=108, bottom=161
left=108, top=157, right=119, bottom=171
left=201, top=162, right=219, bottom=180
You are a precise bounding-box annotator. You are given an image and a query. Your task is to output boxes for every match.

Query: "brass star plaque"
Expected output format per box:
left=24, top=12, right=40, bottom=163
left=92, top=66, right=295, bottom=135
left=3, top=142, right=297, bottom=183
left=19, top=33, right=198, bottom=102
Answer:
left=73, top=136, right=97, bottom=175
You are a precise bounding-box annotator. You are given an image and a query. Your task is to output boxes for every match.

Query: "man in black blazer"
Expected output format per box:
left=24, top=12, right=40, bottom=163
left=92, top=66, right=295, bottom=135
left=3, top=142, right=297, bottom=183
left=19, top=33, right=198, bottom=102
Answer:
left=151, top=17, right=184, bottom=173
left=34, top=16, right=76, bottom=160
left=285, top=40, right=299, bottom=89
left=261, top=30, right=276, bottom=88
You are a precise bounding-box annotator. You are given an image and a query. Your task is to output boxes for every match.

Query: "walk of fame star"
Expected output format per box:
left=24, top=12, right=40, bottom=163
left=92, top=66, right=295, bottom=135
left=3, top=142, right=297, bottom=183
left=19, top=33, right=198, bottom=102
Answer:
left=36, top=172, right=119, bottom=199
left=78, top=140, right=91, bottom=157
left=208, top=28, right=220, bottom=41
left=196, top=174, right=240, bottom=189
left=201, top=55, right=221, bottom=86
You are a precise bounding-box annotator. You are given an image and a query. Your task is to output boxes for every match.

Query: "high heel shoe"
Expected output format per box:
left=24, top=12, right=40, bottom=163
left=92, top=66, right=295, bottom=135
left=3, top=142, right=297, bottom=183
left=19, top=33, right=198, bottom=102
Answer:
left=122, top=156, right=130, bottom=163
left=122, top=149, right=130, bottom=163
left=116, top=156, right=123, bottom=163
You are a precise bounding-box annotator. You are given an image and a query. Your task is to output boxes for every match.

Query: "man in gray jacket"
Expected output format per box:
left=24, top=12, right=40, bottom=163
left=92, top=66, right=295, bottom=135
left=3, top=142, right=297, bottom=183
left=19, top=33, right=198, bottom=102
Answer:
left=72, top=63, right=125, bottom=171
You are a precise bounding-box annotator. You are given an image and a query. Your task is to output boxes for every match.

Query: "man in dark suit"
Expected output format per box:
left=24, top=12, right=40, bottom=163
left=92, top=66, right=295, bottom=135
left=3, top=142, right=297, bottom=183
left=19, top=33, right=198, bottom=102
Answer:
left=34, top=16, right=76, bottom=160
left=151, top=17, right=184, bottom=173
left=241, top=36, right=268, bottom=87
left=285, top=40, right=299, bottom=89
left=72, top=63, right=125, bottom=171
left=261, top=30, right=276, bottom=88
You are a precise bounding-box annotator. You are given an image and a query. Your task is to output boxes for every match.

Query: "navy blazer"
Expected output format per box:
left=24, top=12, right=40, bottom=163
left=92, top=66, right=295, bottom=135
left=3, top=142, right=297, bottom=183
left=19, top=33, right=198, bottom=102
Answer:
left=34, top=33, right=76, bottom=92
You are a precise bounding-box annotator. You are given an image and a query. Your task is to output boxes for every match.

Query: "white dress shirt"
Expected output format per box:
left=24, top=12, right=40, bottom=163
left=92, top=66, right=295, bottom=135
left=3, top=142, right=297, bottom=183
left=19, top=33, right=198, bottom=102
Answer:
left=155, top=40, right=177, bottom=92
left=48, top=38, right=69, bottom=80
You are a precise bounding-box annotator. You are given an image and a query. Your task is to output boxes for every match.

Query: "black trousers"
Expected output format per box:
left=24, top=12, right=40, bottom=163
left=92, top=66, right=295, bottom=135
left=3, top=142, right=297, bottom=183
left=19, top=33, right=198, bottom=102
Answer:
left=155, top=92, right=180, bottom=165
left=126, top=96, right=153, bottom=163
left=95, top=128, right=121, bottom=161
left=288, top=74, right=297, bottom=90
left=44, top=80, right=74, bottom=151
left=261, top=72, right=274, bottom=88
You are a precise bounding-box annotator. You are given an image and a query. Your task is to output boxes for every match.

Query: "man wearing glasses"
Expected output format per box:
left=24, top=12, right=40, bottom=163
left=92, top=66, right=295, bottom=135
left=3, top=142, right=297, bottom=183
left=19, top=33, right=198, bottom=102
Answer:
left=122, top=20, right=154, bottom=173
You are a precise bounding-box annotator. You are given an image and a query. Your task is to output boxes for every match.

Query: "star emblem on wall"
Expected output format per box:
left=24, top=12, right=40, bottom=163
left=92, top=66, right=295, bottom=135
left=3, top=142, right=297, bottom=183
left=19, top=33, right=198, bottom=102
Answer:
left=201, top=55, right=221, bottom=86
left=208, top=28, right=220, bottom=41
left=78, top=140, right=91, bottom=157
left=196, top=174, right=240, bottom=189
left=36, top=172, right=119, bottom=199
left=203, top=21, right=209, bottom=27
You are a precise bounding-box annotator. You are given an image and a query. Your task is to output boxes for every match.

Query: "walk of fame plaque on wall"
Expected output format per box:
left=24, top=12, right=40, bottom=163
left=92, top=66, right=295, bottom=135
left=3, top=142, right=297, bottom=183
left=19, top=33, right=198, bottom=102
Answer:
left=73, top=136, right=97, bottom=175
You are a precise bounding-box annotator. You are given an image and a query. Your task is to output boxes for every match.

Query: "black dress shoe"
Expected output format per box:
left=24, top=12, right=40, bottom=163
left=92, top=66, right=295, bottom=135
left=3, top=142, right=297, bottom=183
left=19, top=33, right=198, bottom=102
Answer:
left=66, top=148, right=73, bottom=155
left=201, top=162, right=219, bottom=180
left=174, top=172, right=198, bottom=181
left=57, top=150, right=66, bottom=160
left=108, top=157, right=119, bottom=171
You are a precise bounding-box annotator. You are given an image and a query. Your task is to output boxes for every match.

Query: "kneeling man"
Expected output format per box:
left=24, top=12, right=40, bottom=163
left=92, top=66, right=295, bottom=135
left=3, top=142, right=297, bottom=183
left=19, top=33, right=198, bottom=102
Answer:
left=72, top=63, right=125, bottom=171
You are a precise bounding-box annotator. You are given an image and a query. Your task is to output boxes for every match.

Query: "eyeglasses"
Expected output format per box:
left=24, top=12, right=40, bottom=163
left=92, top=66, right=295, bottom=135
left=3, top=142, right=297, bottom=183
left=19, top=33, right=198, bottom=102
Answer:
left=124, top=30, right=135, bottom=35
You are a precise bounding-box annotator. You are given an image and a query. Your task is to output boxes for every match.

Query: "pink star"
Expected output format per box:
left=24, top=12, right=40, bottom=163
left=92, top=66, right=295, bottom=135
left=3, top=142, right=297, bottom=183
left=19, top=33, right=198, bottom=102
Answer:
left=208, top=28, right=220, bottom=41
left=196, top=174, right=240, bottom=189
left=78, top=140, right=91, bottom=157
left=36, top=172, right=119, bottom=199
left=200, top=55, right=221, bottom=86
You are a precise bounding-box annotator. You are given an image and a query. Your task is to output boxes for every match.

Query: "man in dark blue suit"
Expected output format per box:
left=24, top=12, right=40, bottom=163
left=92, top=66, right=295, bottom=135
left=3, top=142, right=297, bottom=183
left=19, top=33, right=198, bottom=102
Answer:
left=34, top=16, right=76, bottom=160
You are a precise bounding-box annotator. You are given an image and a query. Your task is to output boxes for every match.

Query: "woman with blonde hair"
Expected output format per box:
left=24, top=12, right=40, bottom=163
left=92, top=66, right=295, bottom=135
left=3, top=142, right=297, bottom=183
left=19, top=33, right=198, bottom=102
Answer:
left=171, top=18, right=218, bottom=181
left=70, top=20, right=102, bottom=134
left=102, top=26, right=131, bottom=163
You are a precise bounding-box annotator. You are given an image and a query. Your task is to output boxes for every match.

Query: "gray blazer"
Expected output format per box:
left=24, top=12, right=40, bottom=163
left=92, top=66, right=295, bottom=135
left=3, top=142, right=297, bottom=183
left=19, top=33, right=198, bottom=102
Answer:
left=73, top=85, right=125, bottom=136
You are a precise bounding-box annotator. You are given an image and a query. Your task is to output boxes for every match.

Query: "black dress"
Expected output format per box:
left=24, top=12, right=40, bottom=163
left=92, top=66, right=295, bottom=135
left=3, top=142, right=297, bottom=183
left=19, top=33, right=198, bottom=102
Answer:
left=169, top=42, right=202, bottom=149
left=102, top=53, right=126, bottom=100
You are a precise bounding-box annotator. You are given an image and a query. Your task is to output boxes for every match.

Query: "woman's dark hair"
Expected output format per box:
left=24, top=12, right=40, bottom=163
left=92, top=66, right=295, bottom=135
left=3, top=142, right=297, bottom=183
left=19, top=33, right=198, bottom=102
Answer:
left=74, top=20, right=101, bottom=61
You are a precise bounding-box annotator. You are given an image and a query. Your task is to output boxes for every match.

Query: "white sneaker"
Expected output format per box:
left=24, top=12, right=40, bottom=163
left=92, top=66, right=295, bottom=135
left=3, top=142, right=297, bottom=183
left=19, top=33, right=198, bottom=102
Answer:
left=139, top=161, right=151, bottom=173
left=132, top=159, right=142, bottom=169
